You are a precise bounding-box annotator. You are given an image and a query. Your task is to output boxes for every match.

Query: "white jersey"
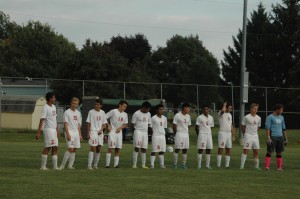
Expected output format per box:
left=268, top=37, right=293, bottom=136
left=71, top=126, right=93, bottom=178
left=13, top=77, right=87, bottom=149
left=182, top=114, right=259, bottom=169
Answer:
left=218, top=111, right=232, bottom=132
left=151, top=115, right=168, bottom=136
left=106, top=109, right=128, bottom=131
left=131, top=110, right=151, bottom=132
left=196, top=114, right=214, bottom=134
left=86, top=109, right=107, bottom=131
left=242, top=114, right=261, bottom=135
left=40, top=104, right=57, bottom=129
left=64, top=108, right=82, bottom=131
left=173, top=112, right=191, bottom=134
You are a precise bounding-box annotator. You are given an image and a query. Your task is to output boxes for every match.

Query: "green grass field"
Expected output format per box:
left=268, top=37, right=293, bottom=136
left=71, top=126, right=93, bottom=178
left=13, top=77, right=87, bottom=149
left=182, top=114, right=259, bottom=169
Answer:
left=0, top=128, right=300, bottom=199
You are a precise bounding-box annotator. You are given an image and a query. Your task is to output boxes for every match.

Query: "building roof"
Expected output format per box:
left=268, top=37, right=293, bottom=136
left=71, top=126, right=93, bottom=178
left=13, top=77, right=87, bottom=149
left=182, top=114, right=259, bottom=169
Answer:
left=0, top=95, right=44, bottom=113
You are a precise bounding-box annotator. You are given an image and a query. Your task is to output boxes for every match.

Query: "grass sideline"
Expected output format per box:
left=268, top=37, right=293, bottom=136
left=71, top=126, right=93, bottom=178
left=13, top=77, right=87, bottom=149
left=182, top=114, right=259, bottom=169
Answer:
left=0, top=128, right=300, bottom=199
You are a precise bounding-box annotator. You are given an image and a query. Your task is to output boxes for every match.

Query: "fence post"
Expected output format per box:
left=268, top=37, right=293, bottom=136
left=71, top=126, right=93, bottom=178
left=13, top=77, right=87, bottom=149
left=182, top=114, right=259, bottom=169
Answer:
left=265, top=87, right=268, bottom=118
left=123, top=82, right=126, bottom=99
left=160, top=83, right=163, bottom=100
left=196, top=85, right=199, bottom=115
left=45, top=78, right=48, bottom=93
left=231, top=85, right=235, bottom=125
left=0, top=77, right=2, bottom=132
left=82, top=80, right=85, bottom=97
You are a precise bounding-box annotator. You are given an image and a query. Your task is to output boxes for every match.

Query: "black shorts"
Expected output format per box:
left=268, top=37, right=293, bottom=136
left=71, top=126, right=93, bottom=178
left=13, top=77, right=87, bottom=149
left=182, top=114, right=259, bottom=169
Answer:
left=267, top=136, right=284, bottom=153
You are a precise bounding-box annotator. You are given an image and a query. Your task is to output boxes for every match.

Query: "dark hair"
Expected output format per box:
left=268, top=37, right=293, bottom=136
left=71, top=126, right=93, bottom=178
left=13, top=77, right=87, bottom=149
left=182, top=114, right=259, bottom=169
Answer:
left=274, top=104, right=284, bottom=111
left=45, top=92, right=55, bottom=101
left=95, top=98, right=103, bottom=105
left=226, top=102, right=232, bottom=109
left=142, top=101, right=151, bottom=108
left=202, top=105, right=209, bottom=109
left=156, top=104, right=164, bottom=110
left=181, top=103, right=191, bottom=110
left=118, top=100, right=128, bottom=106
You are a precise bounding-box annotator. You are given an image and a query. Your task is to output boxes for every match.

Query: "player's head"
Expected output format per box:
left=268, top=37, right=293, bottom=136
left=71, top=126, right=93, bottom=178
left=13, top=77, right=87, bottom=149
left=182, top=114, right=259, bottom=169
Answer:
left=141, top=101, right=151, bottom=113
left=156, top=104, right=164, bottom=116
left=181, top=103, right=191, bottom=114
left=250, top=103, right=259, bottom=115
left=70, top=97, right=79, bottom=109
left=202, top=105, right=210, bottom=115
left=45, top=92, right=56, bottom=104
left=274, top=104, right=284, bottom=115
left=118, top=100, right=128, bottom=112
left=225, top=102, right=232, bottom=113
left=94, top=98, right=103, bottom=111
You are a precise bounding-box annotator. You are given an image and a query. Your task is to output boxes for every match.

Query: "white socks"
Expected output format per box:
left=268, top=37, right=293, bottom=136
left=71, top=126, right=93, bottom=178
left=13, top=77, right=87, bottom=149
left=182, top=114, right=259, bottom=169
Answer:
left=254, top=158, right=259, bottom=168
left=141, top=153, right=146, bottom=167
left=94, top=153, right=100, bottom=167
left=132, top=151, right=138, bottom=167
left=114, top=156, right=119, bottom=167
left=88, top=151, right=94, bottom=167
left=68, top=153, right=75, bottom=168
left=158, top=155, right=164, bottom=167
left=150, top=156, right=156, bottom=167
left=41, top=154, right=48, bottom=168
left=52, top=155, right=58, bottom=168
left=217, top=155, right=222, bottom=167
left=106, top=153, right=111, bottom=167
left=240, top=154, right=247, bottom=168
left=173, top=153, right=178, bottom=166
left=197, top=154, right=202, bottom=168
left=225, top=155, right=230, bottom=168
left=182, top=154, right=187, bottom=165
left=206, top=154, right=211, bottom=168
left=61, top=151, right=71, bottom=167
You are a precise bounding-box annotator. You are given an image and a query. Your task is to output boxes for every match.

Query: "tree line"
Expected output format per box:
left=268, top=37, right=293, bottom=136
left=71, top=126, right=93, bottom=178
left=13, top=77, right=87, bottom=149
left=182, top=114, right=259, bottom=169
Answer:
left=1, top=0, right=300, bottom=116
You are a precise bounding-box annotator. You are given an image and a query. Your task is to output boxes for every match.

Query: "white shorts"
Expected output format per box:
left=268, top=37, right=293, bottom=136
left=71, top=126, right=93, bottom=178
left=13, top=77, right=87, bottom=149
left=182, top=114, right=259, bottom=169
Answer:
left=152, top=135, right=166, bottom=152
left=43, top=128, right=58, bottom=147
left=133, top=130, right=148, bottom=149
left=89, top=131, right=103, bottom=146
left=65, top=129, right=81, bottom=149
left=218, top=131, right=232, bottom=149
left=243, top=134, right=260, bottom=149
left=175, top=132, right=189, bottom=149
left=197, top=133, right=213, bottom=149
left=108, top=131, right=122, bottom=149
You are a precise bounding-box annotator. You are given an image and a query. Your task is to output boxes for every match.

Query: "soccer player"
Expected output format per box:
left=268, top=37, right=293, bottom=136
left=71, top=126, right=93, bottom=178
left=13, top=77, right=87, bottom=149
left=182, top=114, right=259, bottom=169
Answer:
left=265, top=104, right=288, bottom=171
left=86, top=99, right=107, bottom=170
left=240, top=103, right=261, bottom=170
left=59, top=97, right=83, bottom=169
left=105, top=100, right=128, bottom=168
left=131, top=101, right=152, bottom=169
left=173, top=103, right=191, bottom=169
left=217, top=102, right=235, bottom=168
left=150, top=104, right=168, bottom=169
left=195, top=105, right=214, bottom=169
left=36, top=92, right=60, bottom=170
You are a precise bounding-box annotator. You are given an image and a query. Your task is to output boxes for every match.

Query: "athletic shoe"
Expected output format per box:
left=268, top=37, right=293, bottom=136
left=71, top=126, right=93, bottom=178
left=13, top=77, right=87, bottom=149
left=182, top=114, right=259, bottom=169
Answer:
left=225, top=167, right=230, bottom=169
left=132, top=165, right=137, bottom=169
left=206, top=166, right=213, bottom=170
left=67, top=166, right=75, bottom=170
left=160, top=165, right=166, bottom=169
left=40, top=167, right=49, bottom=171
left=265, top=167, right=270, bottom=171
left=197, top=166, right=201, bottom=169
left=173, top=165, right=178, bottom=169
left=105, top=166, right=110, bottom=168
left=93, top=166, right=99, bottom=170
left=87, top=166, right=94, bottom=170
left=142, top=166, right=149, bottom=169
left=150, top=165, right=154, bottom=169
left=181, top=164, right=187, bottom=170
left=114, top=165, right=120, bottom=168
left=53, top=167, right=61, bottom=170
left=240, top=166, right=244, bottom=170
left=277, top=168, right=284, bottom=171
left=255, top=167, right=261, bottom=171
left=59, top=165, right=65, bottom=170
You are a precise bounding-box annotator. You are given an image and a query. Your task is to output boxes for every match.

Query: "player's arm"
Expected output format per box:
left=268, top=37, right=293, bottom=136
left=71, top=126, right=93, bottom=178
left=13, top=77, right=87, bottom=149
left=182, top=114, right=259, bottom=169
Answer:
left=241, top=124, right=246, bottom=135
left=86, top=122, right=91, bottom=139
left=195, top=125, right=199, bottom=136
left=220, top=102, right=227, bottom=115
left=99, top=123, right=106, bottom=135
left=173, top=123, right=177, bottom=135
left=231, top=124, right=235, bottom=142
left=64, top=122, right=71, bottom=141
left=78, top=123, right=83, bottom=141
left=56, top=125, right=60, bottom=138
left=265, top=116, right=272, bottom=143
left=36, top=118, right=45, bottom=140
left=117, top=123, right=127, bottom=133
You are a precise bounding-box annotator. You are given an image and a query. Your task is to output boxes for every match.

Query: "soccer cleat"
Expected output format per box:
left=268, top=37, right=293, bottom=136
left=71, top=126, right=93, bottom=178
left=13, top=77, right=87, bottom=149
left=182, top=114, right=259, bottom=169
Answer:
left=142, top=166, right=149, bottom=169
left=255, top=167, right=262, bottom=171
left=132, top=165, right=137, bottom=169
left=67, top=166, right=75, bottom=170
left=181, top=164, right=187, bottom=170
left=114, top=165, right=120, bottom=168
left=277, top=168, right=284, bottom=171
left=93, top=166, right=99, bottom=170
left=197, top=166, right=201, bottom=169
left=206, top=166, right=212, bottom=170
left=87, top=166, right=94, bottom=170
left=59, top=165, right=65, bottom=170
left=40, top=167, right=50, bottom=171
left=265, top=167, right=270, bottom=171
left=240, top=166, right=244, bottom=170
left=225, top=167, right=230, bottom=169
left=150, top=165, right=154, bottom=169
left=53, top=167, right=61, bottom=170
left=160, top=165, right=166, bottom=169
left=105, top=166, right=110, bottom=168
left=173, top=165, right=178, bottom=169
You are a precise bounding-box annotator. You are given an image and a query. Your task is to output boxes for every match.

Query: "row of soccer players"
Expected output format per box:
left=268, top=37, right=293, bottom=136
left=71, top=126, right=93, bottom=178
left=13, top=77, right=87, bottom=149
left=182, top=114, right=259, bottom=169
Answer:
left=36, top=92, right=287, bottom=170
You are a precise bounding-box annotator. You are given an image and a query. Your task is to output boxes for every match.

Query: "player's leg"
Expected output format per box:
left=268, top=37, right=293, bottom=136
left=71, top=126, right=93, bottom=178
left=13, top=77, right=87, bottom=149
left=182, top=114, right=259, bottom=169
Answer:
left=205, top=149, right=212, bottom=169
left=252, top=135, right=260, bottom=169
left=150, top=135, right=157, bottom=169
left=182, top=149, right=188, bottom=169
left=93, top=145, right=101, bottom=169
left=197, top=149, right=204, bottom=169
left=240, top=149, right=249, bottom=169
left=113, top=133, right=122, bottom=168
left=60, top=132, right=75, bottom=169
left=68, top=148, right=76, bottom=169
left=40, top=147, right=50, bottom=170
left=173, top=133, right=181, bottom=168
left=275, top=136, right=284, bottom=171
left=206, top=134, right=213, bottom=169
left=158, top=152, right=165, bottom=168
left=217, top=132, right=225, bottom=167
left=88, top=146, right=96, bottom=170
left=141, top=133, right=149, bottom=169
left=150, top=152, right=156, bottom=169
left=265, top=137, right=274, bottom=170
left=51, top=146, right=59, bottom=169
left=173, top=149, right=180, bottom=168
left=106, top=132, right=116, bottom=168
left=197, top=134, right=205, bottom=169
left=180, top=134, right=189, bottom=169
left=105, top=148, right=113, bottom=168
left=224, top=133, right=232, bottom=168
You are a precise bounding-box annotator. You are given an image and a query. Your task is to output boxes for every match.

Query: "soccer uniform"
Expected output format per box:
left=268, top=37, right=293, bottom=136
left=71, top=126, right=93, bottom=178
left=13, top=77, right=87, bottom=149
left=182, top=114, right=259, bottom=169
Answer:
left=173, top=112, right=191, bottom=149
left=41, top=104, right=58, bottom=147
left=242, top=114, right=261, bottom=149
left=151, top=115, right=168, bottom=152
left=86, top=109, right=107, bottom=146
left=265, top=114, right=286, bottom=153
left=64, top=108, right=82, bottom=149
left=132, top=110, right=151, bottom=149
left=106, top=109, right=128, bottom=149
left=196, top=114, right=214, bottom=150
left=217, top=111, right=233, bottom=149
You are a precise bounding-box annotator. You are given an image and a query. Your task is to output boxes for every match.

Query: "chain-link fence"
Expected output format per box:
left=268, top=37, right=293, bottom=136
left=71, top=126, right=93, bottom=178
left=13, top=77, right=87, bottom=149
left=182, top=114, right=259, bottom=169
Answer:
left=1, top=76, right=300, bottom=130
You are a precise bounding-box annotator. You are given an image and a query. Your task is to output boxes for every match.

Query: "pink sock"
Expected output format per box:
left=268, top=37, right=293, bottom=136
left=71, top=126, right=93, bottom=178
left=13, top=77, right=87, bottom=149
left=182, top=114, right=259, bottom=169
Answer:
left=276, top=158, right=282, bottom=169
left=265, top=157, right=271, bottom=168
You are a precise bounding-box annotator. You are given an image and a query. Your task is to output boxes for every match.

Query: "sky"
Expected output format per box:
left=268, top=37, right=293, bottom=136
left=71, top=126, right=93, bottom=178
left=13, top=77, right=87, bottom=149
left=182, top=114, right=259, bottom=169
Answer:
left=1, top=0, right=283, bottom=62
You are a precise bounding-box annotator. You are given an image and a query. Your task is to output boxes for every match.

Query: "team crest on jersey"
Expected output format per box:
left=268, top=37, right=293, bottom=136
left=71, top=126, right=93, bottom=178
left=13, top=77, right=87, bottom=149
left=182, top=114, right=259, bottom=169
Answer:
left=73, top=116, right=78, bottom=120
left=118, top=117, right=123, bottom=122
